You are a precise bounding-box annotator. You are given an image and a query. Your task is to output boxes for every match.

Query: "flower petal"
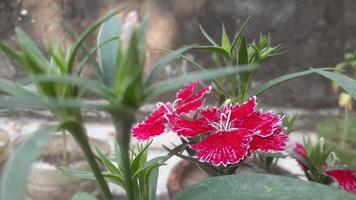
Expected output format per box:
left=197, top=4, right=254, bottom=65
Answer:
left=324, top=169, right=356, bottom=193
left=233, top=111, right=282, bottom=137
left=293, top=143, right=309, bottom=172
left=175, top=82, right=211, bottom=114
left=201, top=107, right=222, bottom=123
left=191, top=130, right=252, bottom=166
left=176, top=81, right=199, bottom=100
left=132, top=105, right=167, bottom=140
left=166, top=114, right=212, bottom=137
left=248, top=128, right=288, bottom=156
left=132, top=122, right=165, bottom=141
left=175, top=99, right=205, bottom=114
left=230, top=96, right=257, bottom=119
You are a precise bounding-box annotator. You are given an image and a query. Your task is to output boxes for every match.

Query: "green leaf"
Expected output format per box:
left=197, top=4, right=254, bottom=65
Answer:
left=311, top=68, right=356, bottom=99
left=144, top=64, right=257, bottom=101
left=0, top=96, right=114, bottom=111
left=0, top=126, right=59, bottom=200
left=148, top=164, right=159, bottom=200
left=231, top=16, right=251, bottom=53
left=0, top=42, right=23, bottom=63
left=23, top=75, right=115, bottom=100
left=173, top=174, right=355, bottom=200
left=137, top=15, right=150, bottom=60
left=130, top=142, right=152, bottom=174
left=238, top=36, right=248, bottom=65
left=0, top=79, right=41, bottom=99
left=97, top=15, right=121, bottom=87
left=145, top=45, right=195, bottom=86
left=67, top=9, right=122, bottom=72
left=253, top=68, right=335, bottom=96
left=194, top=46, right=230, bottom=60
left=15, top=27, right=49, bottom=72
left=95, top=147, right=121, bottom=175
left=221, top=25, right=231, bottom=51
left=71, top=192, right=97, bottom=200
left=199, top=25, right=218, bottom=46
left=60, top=168, right=97, bottom=180
left=78, top=36, right=119, bottom=76
left=60, top=167, right=125, bottom=186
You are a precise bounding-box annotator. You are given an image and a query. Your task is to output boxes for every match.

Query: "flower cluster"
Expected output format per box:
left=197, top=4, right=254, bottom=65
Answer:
left=294, top=143, right=356, bottom=193
left=132, top=82, right=288, bottom=166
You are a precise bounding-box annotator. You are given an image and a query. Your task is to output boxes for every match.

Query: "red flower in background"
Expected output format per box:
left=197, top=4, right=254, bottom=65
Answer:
left=324, top=169, right=356, bottom=193
left=293, top=143, right=356, bottom=194
left=293, top=143, right=308, bottom=172
left=167, top=97, right=288, bottom=166
left=132, top=81, right=211, bottom=140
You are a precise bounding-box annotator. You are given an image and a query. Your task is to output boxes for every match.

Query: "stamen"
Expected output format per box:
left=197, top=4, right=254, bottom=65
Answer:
left=172, top=98, right=182, bottom=111
left=156, top=102, right=172, bottom=114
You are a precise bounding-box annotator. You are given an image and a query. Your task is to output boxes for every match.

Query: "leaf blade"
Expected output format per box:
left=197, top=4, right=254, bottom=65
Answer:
left=173, top=174, right=355, bottom=200
left=253, top=68, right=335, bottom=96
left=97, top=15, right=121, bottom=87
left=145, top=45, right=195, bottom=86
left=0, top=126, right=59, bottom=200
left=311, top=68, right=356, bottom=99
left=144, top=64, right=257, bottom=101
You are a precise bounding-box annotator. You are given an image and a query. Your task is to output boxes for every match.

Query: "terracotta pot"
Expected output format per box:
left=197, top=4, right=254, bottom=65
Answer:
left=0, top=129, right=10, bottom=170
left=12, top=134, right=110, bottom=200
left=167, top=160, right=291, bottom=199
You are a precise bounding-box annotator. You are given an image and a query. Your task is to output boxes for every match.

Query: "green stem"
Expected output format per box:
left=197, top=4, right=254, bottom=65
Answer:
left=66, top=121, right=113, bottom=200
left=340, top=107, right=349, bottom=148
left=111, top=111, right=135, bottom=200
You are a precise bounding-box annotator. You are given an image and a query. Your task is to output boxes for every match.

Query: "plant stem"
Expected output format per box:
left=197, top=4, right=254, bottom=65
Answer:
left=66, top=121, right=113, bottom=200
left=340, top=107, right=349, bottom=148
left=111, top=111, right=135, bottom=200
left=62, top=130, right=69, bottom=166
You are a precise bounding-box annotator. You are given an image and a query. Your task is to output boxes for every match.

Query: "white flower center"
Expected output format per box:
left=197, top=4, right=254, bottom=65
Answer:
left=209, top=110, right=236, bottom=131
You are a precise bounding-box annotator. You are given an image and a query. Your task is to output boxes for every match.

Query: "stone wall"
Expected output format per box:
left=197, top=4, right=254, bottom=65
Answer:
left=1, top=0, right=355, bottom=108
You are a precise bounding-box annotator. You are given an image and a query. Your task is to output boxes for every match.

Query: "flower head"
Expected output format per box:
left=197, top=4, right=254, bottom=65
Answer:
left=167, top=97, right=288, bottom=166
left=324, top=169, right=356, bottom=193
left=133, top=82, right=287, bottom=166
left=293, top=142, right=356, bottom=194
left=293, top=143, right=308, bottom=172
left=132, top=81, right=211, bottom=140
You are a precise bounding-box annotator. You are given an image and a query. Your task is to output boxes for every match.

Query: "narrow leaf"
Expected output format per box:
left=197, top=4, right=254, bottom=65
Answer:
left=311, top=68, right=356, bottom=99
left=199, top=25, right=218, bottom=46
left=238, top=36, right=248, bottom=65
left=145, top=45, right=195, bottom=86
left=144, top=64, right=257, bottom=101
left=194, top=46, right=230, bottom=60
left=23, top=75, right=115, bottom=100
left=67, top=9, right=123, bottom=72
left=0, top=126, right=58, bottom=200
left=221, top=24, right=231, bottom=51
left=231, top=16, right=252, bottom=52
left=253, top=68, right=335, bottom=96
left=97, top=15, right=121, bottom=87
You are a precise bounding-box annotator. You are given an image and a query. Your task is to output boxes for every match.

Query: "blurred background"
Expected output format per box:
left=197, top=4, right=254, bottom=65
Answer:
left=1, top=0, right=356, bottom=108
left=0, top=1, right=355, bottom=199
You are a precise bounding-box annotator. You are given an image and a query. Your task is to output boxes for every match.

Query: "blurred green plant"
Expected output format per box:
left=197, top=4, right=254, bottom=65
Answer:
left=0, top=10, right=122, bottom=199
left=197, top=19, right=284, bottom=103
left=61, top=142, right=164, bottom=200
left=316, top=51, right=356, bottom=169
left=0, top=10, right=257, bottom=200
